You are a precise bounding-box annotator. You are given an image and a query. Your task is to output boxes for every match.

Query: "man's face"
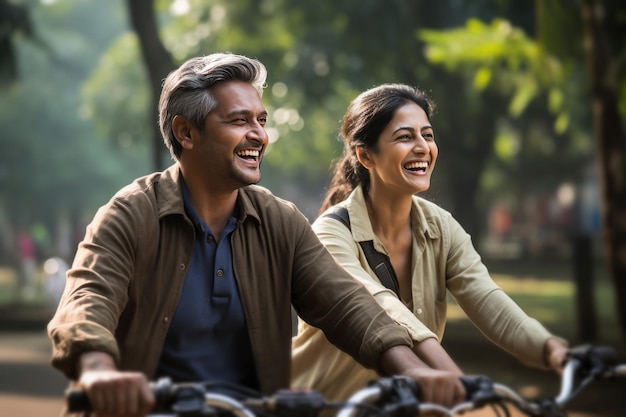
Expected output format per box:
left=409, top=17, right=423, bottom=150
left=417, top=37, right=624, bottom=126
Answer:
left=188, top=80, right=269, bottom=191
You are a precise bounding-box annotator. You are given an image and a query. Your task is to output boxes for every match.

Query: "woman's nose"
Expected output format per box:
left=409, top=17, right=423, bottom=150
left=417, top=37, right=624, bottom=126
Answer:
left=413, top=136, right=428, bottom=152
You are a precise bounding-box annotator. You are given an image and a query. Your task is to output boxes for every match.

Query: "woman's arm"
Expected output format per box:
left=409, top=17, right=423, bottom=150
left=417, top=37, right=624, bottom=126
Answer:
left=445, top=214, right=568, bottom=370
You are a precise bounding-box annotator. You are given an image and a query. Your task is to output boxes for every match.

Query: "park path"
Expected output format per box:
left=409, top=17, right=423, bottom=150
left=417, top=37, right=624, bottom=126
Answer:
left=0, top=330, right=66, bottom=417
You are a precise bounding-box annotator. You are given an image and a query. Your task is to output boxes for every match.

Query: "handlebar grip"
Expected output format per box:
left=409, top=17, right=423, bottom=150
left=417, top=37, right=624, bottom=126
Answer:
left=65, top=378, right=176, bottom=413
left=66, top=389, right=91, bottom=413
left=459, top=375, right=494, bottom=404
left=569, top=345, right=618, bottom=364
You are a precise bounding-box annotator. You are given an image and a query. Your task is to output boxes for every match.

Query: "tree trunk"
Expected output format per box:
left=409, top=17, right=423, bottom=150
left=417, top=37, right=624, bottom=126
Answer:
left=581, top=0, right=626, bottom=346
left=126, top=0, right=176, bottom=171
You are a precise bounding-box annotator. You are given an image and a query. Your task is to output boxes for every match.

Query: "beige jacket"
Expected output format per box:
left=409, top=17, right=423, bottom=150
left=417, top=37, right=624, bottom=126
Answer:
left=291, top=186, right=556, bottom=401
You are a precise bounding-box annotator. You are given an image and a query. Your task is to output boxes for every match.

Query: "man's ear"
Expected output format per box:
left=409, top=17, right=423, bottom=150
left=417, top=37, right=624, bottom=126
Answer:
left=356, top=145, right=373, bottom=169
left=172, top=115, right=194, bottom=149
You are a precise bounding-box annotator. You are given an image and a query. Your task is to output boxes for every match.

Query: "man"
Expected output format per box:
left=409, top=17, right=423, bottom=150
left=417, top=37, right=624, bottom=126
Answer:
left=48, top=53, right=465, bottom=416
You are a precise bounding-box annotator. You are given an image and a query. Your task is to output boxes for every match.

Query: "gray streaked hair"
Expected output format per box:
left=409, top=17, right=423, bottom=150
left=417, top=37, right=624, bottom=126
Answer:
left=159, top=53, right=267, bottom=160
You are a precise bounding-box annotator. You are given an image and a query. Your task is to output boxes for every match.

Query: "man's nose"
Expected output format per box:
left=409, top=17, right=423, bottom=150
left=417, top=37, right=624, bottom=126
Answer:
left=248, top=122, right=268, bottom=144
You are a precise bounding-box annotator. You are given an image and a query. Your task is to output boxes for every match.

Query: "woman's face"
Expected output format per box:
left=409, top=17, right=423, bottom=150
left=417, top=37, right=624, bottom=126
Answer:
left=365, top=102, right=437, bottom=195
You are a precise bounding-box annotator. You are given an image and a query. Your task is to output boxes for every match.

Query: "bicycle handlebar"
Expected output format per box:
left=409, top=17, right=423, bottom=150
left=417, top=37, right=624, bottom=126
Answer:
left=67, top=378, right=328, bottom=417
left=66, top=345, right=625, bottom=417
left=449, top=344, right=626, bottom=416
left=336, top=344, right=625, bottom=417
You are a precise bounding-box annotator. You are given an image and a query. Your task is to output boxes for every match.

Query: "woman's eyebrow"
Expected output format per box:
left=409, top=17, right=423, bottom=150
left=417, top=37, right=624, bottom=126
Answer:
left=392, top=126, right=415, bottom=134
left=392, top=125, right=433, bottom=134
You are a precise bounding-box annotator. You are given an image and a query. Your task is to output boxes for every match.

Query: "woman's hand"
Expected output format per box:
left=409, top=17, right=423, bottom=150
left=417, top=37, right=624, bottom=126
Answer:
left=544, top=337, right=569, bottom=374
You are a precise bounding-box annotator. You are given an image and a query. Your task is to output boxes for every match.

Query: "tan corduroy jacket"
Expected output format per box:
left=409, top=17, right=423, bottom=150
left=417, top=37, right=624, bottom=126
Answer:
left=291, top=186, right=559, bottom=401
left=48, top=165, right=413, bottom=396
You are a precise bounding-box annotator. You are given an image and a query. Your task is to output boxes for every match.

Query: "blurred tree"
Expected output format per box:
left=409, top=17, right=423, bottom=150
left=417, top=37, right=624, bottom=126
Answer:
left=0, top=0, right=150, bottom=264
left=418, top=17, right=587, bottom=246
left=84, top=0, right=620, bottom=241
left=126, top=0, right=175, bottom=170
left=581, top=0, right=626, bottom=345
left=0, top=0, right=35, bottom=86
left=418, top=0, right=626, bottom=343
left=86, top=0, right=570, bottom=228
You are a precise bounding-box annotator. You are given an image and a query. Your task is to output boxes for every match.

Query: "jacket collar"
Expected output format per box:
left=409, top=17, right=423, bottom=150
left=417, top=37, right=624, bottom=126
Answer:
left=155, top=164, right=261, bottom=225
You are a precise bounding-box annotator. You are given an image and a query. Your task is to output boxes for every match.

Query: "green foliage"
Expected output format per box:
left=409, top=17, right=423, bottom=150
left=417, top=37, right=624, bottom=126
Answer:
left=82, top=33, right=152, bottom=151
left=4, top=0, right=624, bottom=254
left=0, top=0, right=149, bottom=245
left=420, top=19, right=567, bottom=123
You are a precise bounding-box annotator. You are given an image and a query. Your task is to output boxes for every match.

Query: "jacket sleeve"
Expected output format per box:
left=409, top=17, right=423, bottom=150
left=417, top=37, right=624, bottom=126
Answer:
left=311, top=214, right=438, bottom=344
left=289, top=212, right=413, bottom=373
left=47, top=196, right=139, bottom=380
left=443, top=212, right=560, bottom=369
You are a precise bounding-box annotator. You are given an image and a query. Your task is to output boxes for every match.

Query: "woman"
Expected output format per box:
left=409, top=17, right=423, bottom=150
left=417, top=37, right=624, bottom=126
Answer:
left=291, top=83, right=568, bottom=402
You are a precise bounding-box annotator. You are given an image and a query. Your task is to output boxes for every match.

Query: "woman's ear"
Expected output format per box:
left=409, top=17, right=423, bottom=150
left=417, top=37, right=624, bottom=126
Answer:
left=356, top=145, right=373, bottom=169
left=172, top=115, right=194, bottom=150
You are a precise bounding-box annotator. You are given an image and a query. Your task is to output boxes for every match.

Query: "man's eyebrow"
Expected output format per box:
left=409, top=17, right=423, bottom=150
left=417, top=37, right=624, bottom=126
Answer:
left=225, top=108, right=268, bottom=118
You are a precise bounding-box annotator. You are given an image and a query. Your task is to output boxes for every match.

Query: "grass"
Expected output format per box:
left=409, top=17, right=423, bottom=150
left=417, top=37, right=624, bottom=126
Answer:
left=0, top=266, right=50, bottom=305
left=445, top=257, right=623, bottom=351
left=442, top=258, right=624, bottom=417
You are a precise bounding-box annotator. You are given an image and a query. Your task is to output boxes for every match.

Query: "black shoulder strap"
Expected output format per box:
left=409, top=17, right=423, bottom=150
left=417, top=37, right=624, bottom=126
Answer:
left=324, top=207, right=400, bottom=297
left=324, top=206, right=351, bottom=229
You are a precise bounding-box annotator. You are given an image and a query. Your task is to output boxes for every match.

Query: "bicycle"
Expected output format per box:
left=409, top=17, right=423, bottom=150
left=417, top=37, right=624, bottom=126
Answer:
left=66, top=344, right=625, bottom=417
left=336, top=344, right=626, bottom=417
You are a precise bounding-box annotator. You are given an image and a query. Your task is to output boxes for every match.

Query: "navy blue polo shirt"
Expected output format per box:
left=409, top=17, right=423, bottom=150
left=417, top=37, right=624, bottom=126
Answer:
left=155, top=179, right=258, bottom=389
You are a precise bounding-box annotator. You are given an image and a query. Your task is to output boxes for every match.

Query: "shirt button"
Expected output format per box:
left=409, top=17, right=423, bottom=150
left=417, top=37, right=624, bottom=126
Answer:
left=417, top=308, right=423, bottom=315
left=178, top=263, right=185, bottom=271
left=163, top=316, right=169, bottom=323
left=217, top=269, right=224, bottom=277
left=207, top=235, right=214, bottom=243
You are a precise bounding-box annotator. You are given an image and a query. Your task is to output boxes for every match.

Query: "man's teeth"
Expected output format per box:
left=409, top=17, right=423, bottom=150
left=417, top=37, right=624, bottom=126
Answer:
left=236, top=149, right=260, bottom=157
left=404, top=161, right=428, bottom=170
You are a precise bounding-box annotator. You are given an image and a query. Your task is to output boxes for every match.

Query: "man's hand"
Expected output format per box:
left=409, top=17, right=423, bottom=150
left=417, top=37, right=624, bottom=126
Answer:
left=380, top=345, right=465, bottom=408
left=77, top=352, right=155, bottom=417
left=401, top=366, right=466, bottom=408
